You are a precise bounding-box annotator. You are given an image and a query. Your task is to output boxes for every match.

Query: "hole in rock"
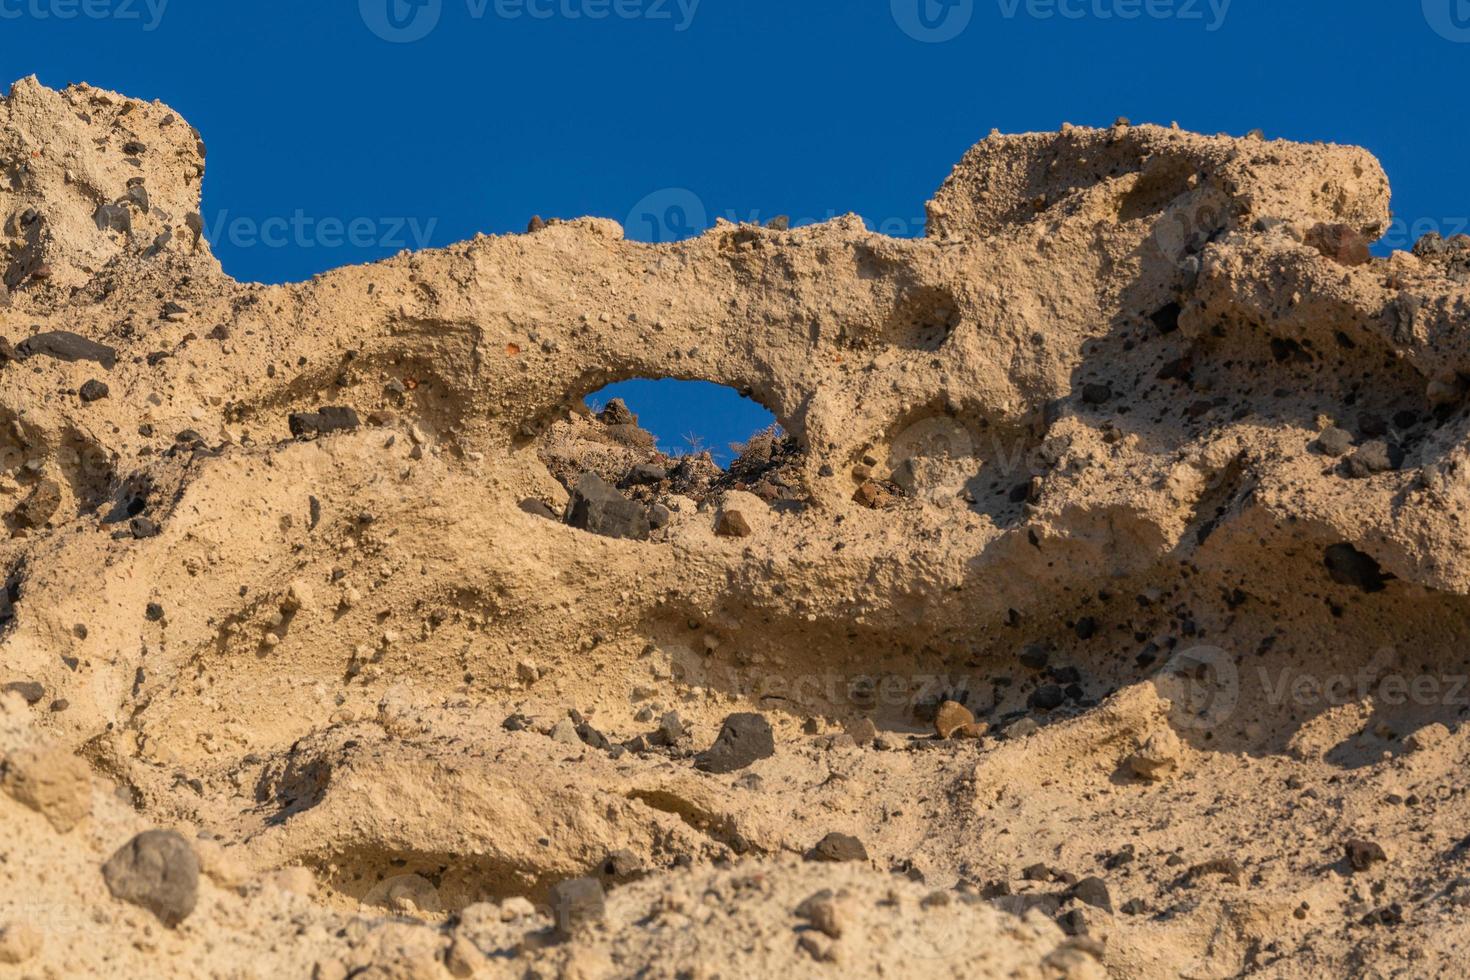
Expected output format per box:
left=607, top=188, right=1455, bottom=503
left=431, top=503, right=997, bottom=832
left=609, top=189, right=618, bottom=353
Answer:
left=533, top=379, right=808, bottom=536
left=586, top=379, right=777, bottom=466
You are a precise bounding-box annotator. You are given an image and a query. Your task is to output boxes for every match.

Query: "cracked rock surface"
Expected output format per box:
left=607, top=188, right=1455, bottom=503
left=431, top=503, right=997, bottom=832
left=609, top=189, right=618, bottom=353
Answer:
left=3, top=76, right=1470, bottom=977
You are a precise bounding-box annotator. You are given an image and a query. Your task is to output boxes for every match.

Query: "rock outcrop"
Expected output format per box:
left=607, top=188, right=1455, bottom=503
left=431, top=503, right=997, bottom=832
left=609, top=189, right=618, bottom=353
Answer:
left=3, top=76, right=1470, bottom=977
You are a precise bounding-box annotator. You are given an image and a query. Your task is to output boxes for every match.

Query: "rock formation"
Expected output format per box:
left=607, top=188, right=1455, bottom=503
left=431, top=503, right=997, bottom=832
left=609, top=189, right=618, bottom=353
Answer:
left=3, top=75, right=1470, bottom=976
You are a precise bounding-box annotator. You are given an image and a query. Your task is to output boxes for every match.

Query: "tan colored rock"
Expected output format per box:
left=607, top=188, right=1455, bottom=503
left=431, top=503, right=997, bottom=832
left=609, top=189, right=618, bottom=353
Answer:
left=284, top=580, right=314, bottom=613
left=270, top=866, right=317, bottom=898
left=194, top=838, right=252, bottom=890
left=795, top=889, right=846, bottom=939
left=934, top=700, right=975, bottom=739
left=0, top=921, right=41, bottom=965
left=953, top=722, right=989, bottom=740
left=444, top=935, right=487, bottom=978
left=844, top=717, right=879, bottom=746
left=716, top=509, right=752, bottom=538
left=852, top=481, right=891, bottom=510
left=1406, top=723, right=1452, bottom=753
left=1, top=745, right=91, bottom=832
left=1128, top=728, right=1183, bottom=782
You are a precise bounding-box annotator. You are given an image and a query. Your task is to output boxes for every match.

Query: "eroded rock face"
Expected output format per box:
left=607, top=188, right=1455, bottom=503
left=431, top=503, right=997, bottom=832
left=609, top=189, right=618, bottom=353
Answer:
left=3, top=77, right=1470, bottom=977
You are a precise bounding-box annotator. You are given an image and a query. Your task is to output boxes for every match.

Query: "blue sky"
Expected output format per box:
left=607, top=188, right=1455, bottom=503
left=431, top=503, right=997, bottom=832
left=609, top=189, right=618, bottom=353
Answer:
left=7, top=0, right=1469, bottom=457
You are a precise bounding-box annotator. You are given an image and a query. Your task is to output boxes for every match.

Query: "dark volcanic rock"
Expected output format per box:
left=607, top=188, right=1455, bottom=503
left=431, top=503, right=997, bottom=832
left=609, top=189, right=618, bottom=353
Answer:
left=1317, top=427, right=1354, bottom=457
left=565, top=473, right=651, bottom=541
left=1150, top=302, right=1182, bottom=333
left=598, top=849, right=646, bottom=885
left=129, top=517, right=161, bottom=539
left=102, top=830, right=200, bottom=928
left=16, top=331, right=117, bottom=368
left=1345, top=839, right=1387, bottom=872
left=695, top=712, right=775, bottom=773
left=1068, top=876, right=1113, bottom=912
left=626, top=463, right=668, bottom=484
left=597, top=398, right=637, bottom=426
left=1018, top=643, right=1051, bottom=670
left=518, top=498, right=559, bottom=520
left=1028, top=684, right=1066, bottom=711
left=288, top=407, right=360, bottom=438
left=3, top=680, right=44, bottom=704
left=1057, top=908, right=1089, bottom=937
left=1345, top=440, right=1395, bottom=478
left=1306, top=222, right=1372, bottom=267
left=650, top=711, right=688, bottom=747
left=94, top=202, right=133, bottom=234
left=805, top=832, right=869, bottom=863
left=10, top=479, right=61, bottom=529
left=1324, top=544, right=1388, bottom=593
left=1183, top=856, right=1244, bottom=886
